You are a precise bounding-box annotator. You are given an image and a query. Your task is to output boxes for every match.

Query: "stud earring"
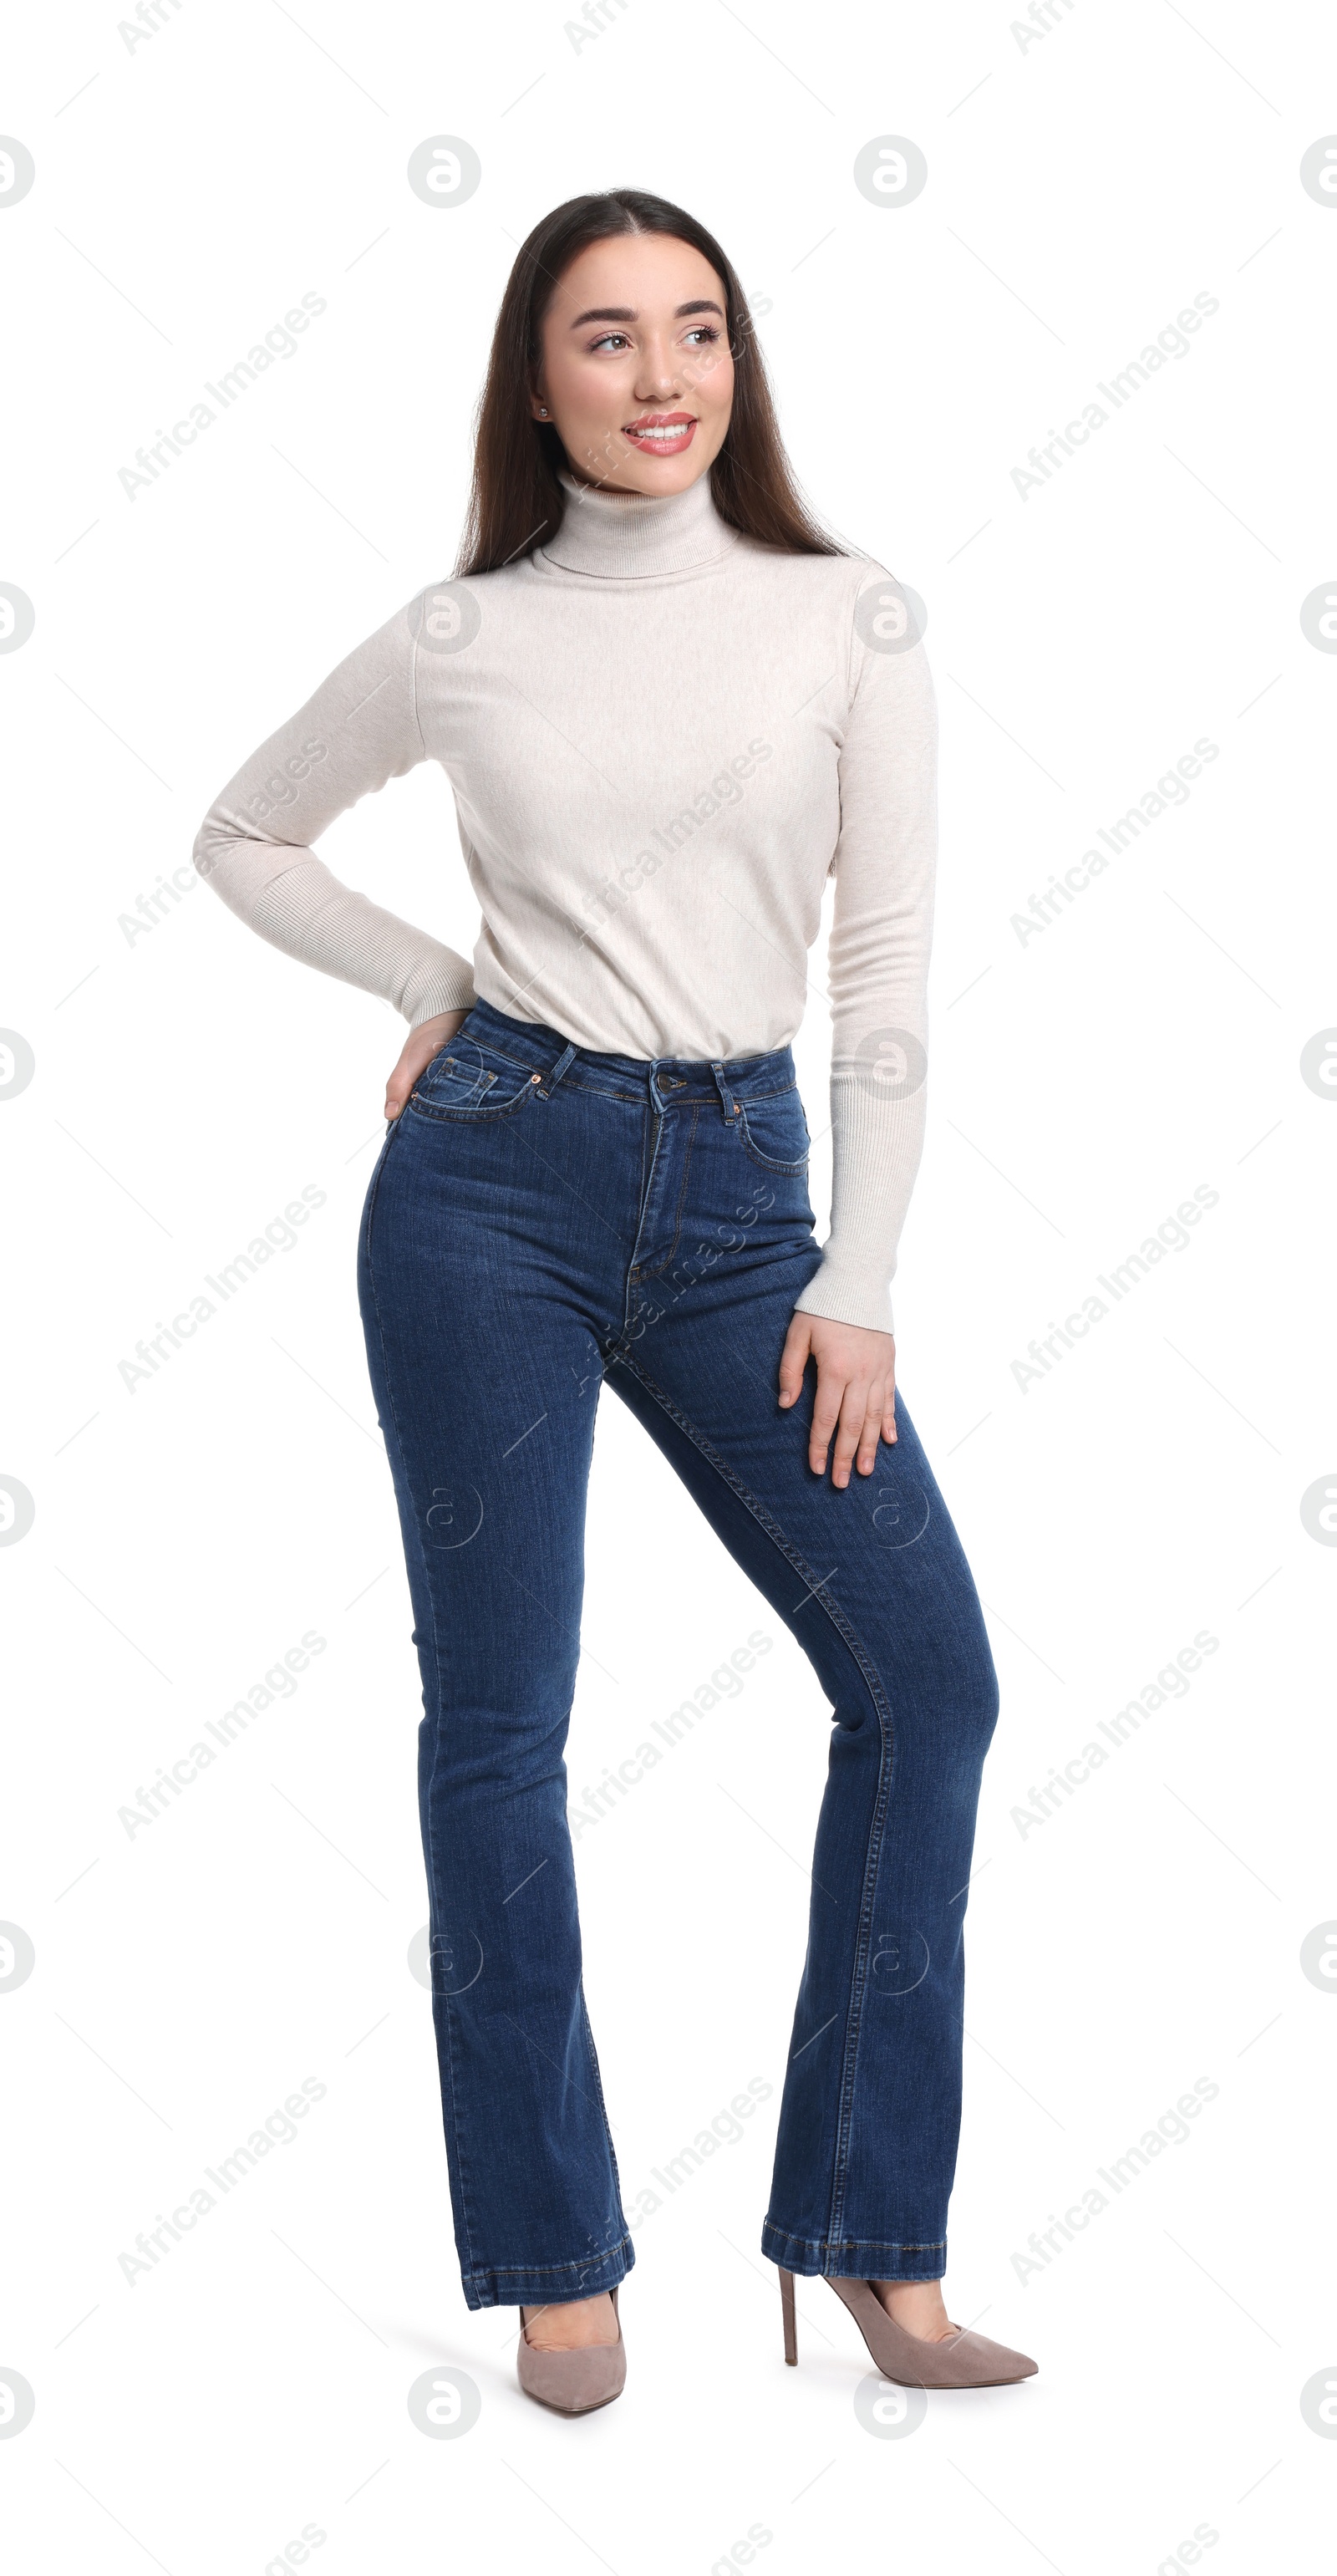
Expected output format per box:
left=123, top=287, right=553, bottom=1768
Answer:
left=538, top=406, right=549, bottom=418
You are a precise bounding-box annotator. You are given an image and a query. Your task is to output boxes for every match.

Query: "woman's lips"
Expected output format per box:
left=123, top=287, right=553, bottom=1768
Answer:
left=621, top=415, right=697, bottom=454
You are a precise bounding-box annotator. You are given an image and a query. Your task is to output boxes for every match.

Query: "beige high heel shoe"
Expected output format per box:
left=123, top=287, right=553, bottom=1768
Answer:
left=516, top=2289, right=626, bottom=2415
left=780, top=2269, right=1037, bottom=2389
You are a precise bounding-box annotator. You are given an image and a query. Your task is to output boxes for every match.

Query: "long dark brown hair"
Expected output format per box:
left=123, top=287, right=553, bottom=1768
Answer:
left=454, top=188, right=843, bottom=576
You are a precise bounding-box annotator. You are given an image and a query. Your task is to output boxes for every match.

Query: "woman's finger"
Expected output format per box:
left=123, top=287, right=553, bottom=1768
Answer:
left=778, top=1311, right=812, bottom=1411
left=855, top=1378, right=887, bottom=1477
left=808, top=1357, right=846, bottom=1477
left=829, top=1370, right=872, bottom=1489
left=880, top=1352, right=897, bottom=1450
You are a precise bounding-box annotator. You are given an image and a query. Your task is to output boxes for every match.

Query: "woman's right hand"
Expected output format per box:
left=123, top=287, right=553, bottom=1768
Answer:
left=384, top=1008, right=470, bottom=1120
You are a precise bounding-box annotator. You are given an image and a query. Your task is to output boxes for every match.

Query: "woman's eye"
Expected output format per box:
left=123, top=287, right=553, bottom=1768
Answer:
left=684, top=326, right=720, bottom=345
left=589, top=333, right=630, bottom=353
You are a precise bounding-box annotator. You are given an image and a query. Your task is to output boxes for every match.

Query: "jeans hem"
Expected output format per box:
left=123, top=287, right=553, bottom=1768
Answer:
left=760, top=2218, right=946, bottom=2282
left=460, top=2235, right=636, bottom=2311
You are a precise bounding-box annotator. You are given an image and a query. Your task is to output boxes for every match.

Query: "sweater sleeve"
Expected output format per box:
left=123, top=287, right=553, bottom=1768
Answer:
left=792, top=565, right=938, bottom=1338
left=192, top=592, right=476, bottom=1027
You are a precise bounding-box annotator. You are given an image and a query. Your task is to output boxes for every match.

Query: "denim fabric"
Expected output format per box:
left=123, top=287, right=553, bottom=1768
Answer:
left=357, top=997, right=999, bottom=2309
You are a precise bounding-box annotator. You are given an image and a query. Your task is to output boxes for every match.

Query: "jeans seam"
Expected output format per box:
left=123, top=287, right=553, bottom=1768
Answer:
left=739, top=1142, right=811, bottom=1177
left=760, top=2221, right=947, bottom=2282
left=623, top=1103, right=666, bottom=1326
left=610, top=1349, right=897, bottom=2257
left=463, top=2232, right=634, bottom=2286
left=635, top=1102, right=700, bottom=1280
left=561, top=1075, right=648, bottom=1103
left=360, top=1117, right=480, bottom=2283
left=763, top=2228, right=946, bottom=2252
left=408, top=1087, right=536, bottom=1124
left=577, top=1985, right=625, bottom=2205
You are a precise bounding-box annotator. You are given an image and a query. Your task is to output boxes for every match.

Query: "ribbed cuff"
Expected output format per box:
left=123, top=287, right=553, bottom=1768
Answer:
left=404, top=969, right=476, bottom=1027
left=792, top=1261, right=896, bottom=1340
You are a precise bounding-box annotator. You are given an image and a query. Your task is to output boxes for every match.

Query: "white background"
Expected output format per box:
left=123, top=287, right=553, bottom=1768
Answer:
left=3, top=3, right=1334, bottom=2569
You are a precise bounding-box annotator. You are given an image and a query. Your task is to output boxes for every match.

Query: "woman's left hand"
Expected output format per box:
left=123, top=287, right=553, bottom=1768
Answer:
left=384, top=1008, right=470, bottom=1122
left=777, top=1312, right=897, bottom=1488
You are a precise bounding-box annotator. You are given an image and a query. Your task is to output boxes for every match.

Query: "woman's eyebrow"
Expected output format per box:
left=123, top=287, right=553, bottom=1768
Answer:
left=567, top=298, right=725, bottom=328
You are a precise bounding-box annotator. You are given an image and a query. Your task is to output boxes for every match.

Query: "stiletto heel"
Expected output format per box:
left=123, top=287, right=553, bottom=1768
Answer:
left=780, top=2266, right=797, bottom=2365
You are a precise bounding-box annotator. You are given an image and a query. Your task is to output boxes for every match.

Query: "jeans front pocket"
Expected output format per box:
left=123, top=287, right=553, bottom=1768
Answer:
left=409, top=1034, right=540, bottom=1123
left=736, top=1084, right=811, bottom=1175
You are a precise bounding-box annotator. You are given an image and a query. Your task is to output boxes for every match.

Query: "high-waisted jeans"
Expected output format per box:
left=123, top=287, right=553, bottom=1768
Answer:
left=357, top=997, right=999, bottom=2309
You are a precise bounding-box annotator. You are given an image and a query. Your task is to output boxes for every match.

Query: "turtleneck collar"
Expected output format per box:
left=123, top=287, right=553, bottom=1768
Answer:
left=537, top=468, right=733, bottom=580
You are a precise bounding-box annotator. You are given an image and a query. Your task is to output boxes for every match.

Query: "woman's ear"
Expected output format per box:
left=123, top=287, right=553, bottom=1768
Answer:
left=530, top=388, right=551, bottom=420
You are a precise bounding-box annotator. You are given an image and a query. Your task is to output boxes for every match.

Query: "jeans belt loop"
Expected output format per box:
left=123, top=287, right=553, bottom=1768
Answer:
left=536, top=1040, right=577, bottom=1100
left=710, top=1060, right=738, bottom=1122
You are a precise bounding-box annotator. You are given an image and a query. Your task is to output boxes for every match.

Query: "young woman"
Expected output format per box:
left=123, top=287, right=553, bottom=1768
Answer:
left=194, top=188, right=1037, bottom=2415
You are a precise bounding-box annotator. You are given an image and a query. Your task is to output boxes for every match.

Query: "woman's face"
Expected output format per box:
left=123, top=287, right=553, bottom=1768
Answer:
left=531, top=232, right=735, bottom=497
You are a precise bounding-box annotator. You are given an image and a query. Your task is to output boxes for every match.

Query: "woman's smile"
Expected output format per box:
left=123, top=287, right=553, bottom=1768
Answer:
left=621, top=410, right=697, bottom=454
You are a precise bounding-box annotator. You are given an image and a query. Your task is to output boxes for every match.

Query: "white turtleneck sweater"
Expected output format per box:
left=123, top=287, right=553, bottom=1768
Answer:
left=193, top=471, right=936, bottom=1335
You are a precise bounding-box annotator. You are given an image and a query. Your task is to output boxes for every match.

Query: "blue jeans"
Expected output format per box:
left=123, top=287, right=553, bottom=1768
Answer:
left=358, top=997, right=999, bottom=2309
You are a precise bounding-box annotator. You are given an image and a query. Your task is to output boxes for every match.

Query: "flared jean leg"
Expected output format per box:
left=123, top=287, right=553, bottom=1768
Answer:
left=358, top=1108, right=633, bottom=2309
left=605, top=1348, right=999, bottom=2283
